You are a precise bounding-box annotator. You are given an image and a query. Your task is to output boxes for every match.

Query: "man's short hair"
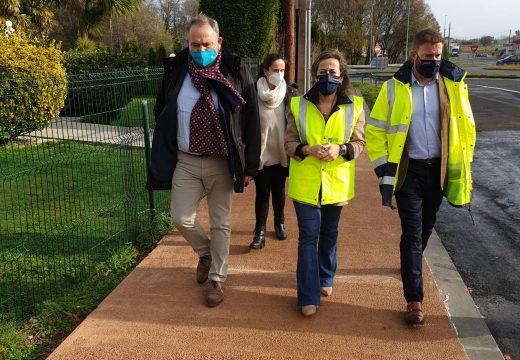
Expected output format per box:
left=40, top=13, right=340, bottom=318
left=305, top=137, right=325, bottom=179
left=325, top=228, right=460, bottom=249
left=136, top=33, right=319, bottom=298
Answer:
left=412, top=28, right=443, bottom=49
left=187, top=13, right=219, bottom=36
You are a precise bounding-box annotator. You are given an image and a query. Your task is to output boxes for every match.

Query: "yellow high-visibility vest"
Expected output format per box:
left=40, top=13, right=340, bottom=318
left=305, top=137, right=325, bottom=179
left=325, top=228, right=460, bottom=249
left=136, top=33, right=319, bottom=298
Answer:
left=288, top=95, right=364, bottom=205
left=366, top=69, right=476, bottom=206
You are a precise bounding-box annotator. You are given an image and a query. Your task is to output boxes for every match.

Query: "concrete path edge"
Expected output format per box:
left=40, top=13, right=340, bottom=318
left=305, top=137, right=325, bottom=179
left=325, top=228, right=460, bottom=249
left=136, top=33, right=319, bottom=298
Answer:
left=425, top=229, right=504, bottom=360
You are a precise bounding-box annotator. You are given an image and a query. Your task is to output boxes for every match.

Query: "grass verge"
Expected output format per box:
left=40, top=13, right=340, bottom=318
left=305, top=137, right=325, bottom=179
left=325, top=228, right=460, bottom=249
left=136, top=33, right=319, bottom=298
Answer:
left=111, top=97, right=156, bottom=128
left=0, top=213, right=171, bottom=360
left=483, top=65, right=520, bottom=71
left=352, top=82, right=382, bottom=110
left=0, top=140, right=171, bottom=359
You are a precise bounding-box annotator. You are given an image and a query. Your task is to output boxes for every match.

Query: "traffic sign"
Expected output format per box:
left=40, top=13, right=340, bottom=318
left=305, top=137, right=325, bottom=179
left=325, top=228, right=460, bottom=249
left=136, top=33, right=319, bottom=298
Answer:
left=471, top=44, right=478, bottom=53
left=374, top=43, right=381, bottom=55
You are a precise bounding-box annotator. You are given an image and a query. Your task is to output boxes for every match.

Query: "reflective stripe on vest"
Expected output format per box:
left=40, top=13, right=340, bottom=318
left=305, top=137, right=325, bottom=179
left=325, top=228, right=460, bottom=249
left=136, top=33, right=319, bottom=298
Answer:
left=297, top=98, right=356, bottom=144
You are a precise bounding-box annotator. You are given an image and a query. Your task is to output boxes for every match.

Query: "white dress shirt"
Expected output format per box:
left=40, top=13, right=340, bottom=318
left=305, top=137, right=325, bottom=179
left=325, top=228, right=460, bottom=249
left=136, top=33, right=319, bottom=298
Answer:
left=408, top=72, right=441, bottom=159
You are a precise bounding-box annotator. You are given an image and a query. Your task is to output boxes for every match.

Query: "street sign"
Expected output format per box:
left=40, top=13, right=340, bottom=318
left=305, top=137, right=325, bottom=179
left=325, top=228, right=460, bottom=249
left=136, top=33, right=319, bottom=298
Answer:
left=471, top=44, right=478, bottom=53
left=374, top=43, right=381, bottom=55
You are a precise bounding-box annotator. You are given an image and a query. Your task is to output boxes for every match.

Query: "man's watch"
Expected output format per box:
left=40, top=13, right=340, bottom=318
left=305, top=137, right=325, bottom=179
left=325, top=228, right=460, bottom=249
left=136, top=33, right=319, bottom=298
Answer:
left=339, top=144, right=348, bottom=156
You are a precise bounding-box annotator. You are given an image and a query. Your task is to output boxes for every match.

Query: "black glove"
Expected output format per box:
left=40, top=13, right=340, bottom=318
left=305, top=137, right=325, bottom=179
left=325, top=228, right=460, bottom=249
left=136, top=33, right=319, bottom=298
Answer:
left=379, top=184, right=395, bottom=209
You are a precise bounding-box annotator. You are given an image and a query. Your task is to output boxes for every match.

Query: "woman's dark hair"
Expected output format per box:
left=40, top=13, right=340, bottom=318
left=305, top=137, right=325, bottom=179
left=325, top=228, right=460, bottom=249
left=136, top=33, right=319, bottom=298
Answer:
left=257, top=53, right=285, bottom=81
left=311, top=49, right=354, bottom=96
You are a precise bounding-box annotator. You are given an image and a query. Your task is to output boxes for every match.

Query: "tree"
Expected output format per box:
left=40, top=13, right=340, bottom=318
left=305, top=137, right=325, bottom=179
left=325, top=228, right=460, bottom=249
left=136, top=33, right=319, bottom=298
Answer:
left=199, top=0, right=279, bottom=59
left=62, top=0, right=144, bottom=40
left=480, top=35, right=493, bottom=46
left=150, top=0, right=198, bottom=50
left=0, top=0, right=63, bottom=32
left=312, top=0, right=438, bottom=64
left=97, top=4, right=172, bottom=55
left=148, top=46, right=157, bottom=65
left=157, top=0, right=183, bottom=33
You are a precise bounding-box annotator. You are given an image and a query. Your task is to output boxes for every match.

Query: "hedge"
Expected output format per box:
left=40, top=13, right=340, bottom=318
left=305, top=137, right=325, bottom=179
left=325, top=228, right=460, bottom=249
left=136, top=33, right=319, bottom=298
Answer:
left=199, top=0, right=278, bottom=59
left=62, top=49, right=146, bottom=123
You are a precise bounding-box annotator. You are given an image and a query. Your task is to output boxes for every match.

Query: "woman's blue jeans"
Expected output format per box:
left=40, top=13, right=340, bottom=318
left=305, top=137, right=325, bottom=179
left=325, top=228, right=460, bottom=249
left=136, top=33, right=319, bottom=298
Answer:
left=293, top=201, right=343, bottom=306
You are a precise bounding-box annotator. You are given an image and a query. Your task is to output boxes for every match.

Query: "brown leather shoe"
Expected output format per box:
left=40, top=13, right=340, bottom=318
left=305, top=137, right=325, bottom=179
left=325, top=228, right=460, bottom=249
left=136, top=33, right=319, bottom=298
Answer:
left=404, top=301, right=425, bottom=325
left=206, top=280, right=224, bottom=307
left=196, top=255, right=211, bottom=284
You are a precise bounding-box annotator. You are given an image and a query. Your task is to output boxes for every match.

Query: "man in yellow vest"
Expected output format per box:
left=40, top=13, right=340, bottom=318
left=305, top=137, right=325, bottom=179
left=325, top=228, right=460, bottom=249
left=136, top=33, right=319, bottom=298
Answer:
left=366, top=29, right=476, bottom=325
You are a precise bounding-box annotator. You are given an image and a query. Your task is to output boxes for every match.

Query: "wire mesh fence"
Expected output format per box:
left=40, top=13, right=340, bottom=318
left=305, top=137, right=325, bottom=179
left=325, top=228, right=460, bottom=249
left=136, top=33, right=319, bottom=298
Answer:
left=0, top=67, right=171, bottom=316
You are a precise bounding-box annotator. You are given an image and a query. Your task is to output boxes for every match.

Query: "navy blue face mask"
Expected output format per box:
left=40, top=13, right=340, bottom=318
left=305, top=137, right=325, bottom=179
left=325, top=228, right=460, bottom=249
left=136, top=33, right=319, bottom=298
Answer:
left=415, top=57, right=441, bottom=78
left=316, top=74, right=340, bottom=95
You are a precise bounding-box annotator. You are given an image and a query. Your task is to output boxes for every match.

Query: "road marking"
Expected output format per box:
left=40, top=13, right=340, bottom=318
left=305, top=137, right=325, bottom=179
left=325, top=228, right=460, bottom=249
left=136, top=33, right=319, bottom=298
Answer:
left=471, top=84, right=520, bottom=94
left=470, top=93, right=520, bottom=109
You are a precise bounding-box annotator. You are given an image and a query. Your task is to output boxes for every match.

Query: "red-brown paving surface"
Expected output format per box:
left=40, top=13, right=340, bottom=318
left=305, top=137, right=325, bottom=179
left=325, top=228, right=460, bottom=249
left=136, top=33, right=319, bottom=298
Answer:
left=49, top=153, right=467, bottom=359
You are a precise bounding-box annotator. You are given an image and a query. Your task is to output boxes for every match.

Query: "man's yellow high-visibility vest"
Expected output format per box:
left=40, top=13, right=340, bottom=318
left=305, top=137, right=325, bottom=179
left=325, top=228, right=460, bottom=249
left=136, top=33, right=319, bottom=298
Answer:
left=366, top=63, right=476, bottom=206
left=288, top=95, right=364, bottom=205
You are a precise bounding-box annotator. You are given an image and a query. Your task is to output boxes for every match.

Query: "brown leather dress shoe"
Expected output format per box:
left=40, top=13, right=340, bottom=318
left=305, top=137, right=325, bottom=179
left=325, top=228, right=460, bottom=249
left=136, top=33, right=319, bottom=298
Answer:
left=206, top=280, right=224, bottom=307
left=196, top=255, right=211, bottom=284
left=404, top=301, right=425, bottom=325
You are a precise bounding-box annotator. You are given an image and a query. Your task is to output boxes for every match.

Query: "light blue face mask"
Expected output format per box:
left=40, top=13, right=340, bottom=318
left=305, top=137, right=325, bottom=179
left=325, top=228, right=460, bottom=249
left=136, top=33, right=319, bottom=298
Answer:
left=190, top=49, right=218, bottom=67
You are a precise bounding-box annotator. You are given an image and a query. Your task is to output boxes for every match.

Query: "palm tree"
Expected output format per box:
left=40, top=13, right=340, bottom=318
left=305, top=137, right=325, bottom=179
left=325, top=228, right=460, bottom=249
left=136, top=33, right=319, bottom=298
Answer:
left=0, top=0, right=62, bottom=31
left=64, top=0, right=143, bottom=39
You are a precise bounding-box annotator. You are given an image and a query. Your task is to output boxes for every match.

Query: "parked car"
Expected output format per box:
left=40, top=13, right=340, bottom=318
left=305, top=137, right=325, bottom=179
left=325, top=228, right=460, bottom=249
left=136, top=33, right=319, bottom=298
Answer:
left=496, top=55, right=520, bottom=64
left=475, top=53, right=488, bottom=57
left=496, top=55, right=520, bottom=65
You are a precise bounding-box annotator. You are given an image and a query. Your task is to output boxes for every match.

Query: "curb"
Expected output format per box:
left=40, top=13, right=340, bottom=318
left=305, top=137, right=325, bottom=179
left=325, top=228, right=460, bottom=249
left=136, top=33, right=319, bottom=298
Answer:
left=425, top=229, right=504, bottom=360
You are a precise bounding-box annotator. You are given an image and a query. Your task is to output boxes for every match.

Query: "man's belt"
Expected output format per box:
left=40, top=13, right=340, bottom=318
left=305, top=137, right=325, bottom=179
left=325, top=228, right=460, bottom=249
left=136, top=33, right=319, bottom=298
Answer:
left=409, top=157, right=441, bottom=164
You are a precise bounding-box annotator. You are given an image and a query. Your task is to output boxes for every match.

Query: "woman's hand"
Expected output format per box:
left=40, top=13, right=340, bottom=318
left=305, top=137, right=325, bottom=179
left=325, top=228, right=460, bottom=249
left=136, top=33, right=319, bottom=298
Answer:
left=304, top=144, right=340, bottom=162
left=319, top=143, right=340, bottom=162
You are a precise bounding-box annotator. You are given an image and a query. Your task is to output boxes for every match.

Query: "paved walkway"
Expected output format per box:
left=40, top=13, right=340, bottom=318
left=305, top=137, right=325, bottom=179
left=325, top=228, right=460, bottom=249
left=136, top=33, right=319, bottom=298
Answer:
left=23, top=117, right=147, bottom=147
left=48, top=154, right=500, bottom=359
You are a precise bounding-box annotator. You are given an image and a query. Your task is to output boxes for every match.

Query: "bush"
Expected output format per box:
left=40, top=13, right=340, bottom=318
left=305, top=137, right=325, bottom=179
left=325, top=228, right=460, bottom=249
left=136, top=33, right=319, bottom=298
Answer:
left=0, top=29, right=67, bottom=143
left=352, top=82, right=381, bottom=110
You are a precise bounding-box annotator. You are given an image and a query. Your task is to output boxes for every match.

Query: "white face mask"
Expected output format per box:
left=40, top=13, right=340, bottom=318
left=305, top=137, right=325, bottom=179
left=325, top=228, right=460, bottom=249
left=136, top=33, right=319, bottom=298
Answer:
left=267, top=71, right=284, bottom=87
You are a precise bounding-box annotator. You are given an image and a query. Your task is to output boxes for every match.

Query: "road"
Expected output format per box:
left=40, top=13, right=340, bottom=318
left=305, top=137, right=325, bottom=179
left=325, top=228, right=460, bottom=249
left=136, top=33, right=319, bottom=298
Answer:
left=435, top=78, right=520, bottom=359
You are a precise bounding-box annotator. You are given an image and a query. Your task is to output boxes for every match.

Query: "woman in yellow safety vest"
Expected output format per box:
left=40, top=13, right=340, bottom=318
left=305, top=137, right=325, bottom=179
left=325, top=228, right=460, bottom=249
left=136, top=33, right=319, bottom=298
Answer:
left=285, top=50, right=366, bottom=316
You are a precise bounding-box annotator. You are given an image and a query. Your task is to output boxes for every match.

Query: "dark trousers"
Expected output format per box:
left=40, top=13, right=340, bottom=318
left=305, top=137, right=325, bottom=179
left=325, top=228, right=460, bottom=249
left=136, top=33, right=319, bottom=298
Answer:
left=293, top=201, right=343, bottom=306
left=254, top=164, right=288, bottom=227
left=395, top=160, right=444, bottom=303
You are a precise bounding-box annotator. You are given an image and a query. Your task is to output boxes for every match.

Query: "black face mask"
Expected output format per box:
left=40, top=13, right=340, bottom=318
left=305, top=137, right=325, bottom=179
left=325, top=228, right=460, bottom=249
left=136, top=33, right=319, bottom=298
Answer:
left=316, top=74, right=340, bottom=95
left=415, top=57, right=441, bottom=78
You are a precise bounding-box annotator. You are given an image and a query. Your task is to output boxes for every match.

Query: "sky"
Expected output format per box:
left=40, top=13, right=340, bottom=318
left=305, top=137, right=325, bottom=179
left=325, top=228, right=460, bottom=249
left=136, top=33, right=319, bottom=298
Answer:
left=426, top=0, right=520, bottom=40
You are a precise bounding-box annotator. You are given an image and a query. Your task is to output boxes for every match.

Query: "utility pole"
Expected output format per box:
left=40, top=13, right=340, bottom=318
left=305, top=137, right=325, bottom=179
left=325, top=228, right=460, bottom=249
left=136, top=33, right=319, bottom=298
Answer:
left=405, top=0, right=411, bottom=60
left=447, top=23, right=451, bottom=55
left=285, top=0, right=296, bottom=84
left=369, top=1, right=374, bottom=66
left=443, top=15, right=447, bottom=38
left=296, top=0, right=311, bottom=92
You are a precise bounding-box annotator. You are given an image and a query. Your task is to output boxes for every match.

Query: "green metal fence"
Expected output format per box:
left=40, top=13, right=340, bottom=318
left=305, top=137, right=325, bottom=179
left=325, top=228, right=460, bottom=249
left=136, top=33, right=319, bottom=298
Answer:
left=0, top=68, right=171, bottom=316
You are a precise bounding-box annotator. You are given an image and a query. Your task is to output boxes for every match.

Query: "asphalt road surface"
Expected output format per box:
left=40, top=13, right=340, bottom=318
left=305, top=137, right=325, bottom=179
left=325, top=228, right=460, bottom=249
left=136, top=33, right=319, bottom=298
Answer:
left=435, top=78, right=520, bottom=359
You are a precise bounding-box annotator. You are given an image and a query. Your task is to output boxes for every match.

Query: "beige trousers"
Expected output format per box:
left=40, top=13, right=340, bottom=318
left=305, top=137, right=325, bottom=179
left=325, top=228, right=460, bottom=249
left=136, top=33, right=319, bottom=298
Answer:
left=171, top=151, right=234, bottom=282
